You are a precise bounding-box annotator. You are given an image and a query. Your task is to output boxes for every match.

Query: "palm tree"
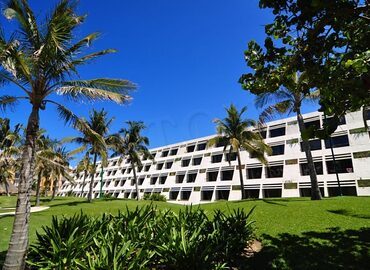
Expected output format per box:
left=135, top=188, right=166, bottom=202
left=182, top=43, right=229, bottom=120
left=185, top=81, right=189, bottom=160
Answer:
left=0, top=118, right=21, bottom=196
left=255, top=72, right=322, bottom=200
left=75, top=152, right=92, bottom=196
left=70, top=109, right=114, bottom=202
left=111, top=121, right=153, bottom=200
left=207, top=105, right=271, bottom=200
left=0, top=1, right=135, bottom=268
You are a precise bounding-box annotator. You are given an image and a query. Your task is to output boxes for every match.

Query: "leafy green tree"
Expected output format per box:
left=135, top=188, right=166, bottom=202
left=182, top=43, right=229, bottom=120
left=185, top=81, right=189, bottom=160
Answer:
left=111, top=121, right=153, bottom=201
left=239, top=0, right=370, bottom=128
left=255, top=72, right=322, bottom=200
left=207, top=105, right=271, bottom=199
left=0, top=118, right=21, bottom=196
left=70, top=109, right=114, bottom=202
left=0, top=1, right=135, bottom=268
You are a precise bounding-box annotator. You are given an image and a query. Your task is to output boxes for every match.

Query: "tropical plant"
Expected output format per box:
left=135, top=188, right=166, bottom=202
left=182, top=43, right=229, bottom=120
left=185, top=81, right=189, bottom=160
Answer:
left=70, top=109, right=114, bottom=202
left=254, top=72, right=322, bottom=200
left=142, top=193, right=167, bottom=202
left=207, top=104, right=271, bottom=199
left=0, top=0, right=135, bottom=268
left=27, top=205, right=255, bottom=269
left=0, top=117, right=21, bottom=196
left=111, top=121, right=153, bottom=200
left=75, top=152, right=93, bottom=195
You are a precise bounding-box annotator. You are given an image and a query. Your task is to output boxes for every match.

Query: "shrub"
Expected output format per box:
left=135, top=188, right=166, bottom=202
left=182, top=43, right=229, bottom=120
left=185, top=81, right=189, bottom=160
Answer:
left=142, top=193, right=167, bottom=202
left=27, top=205, right=255, bottom=269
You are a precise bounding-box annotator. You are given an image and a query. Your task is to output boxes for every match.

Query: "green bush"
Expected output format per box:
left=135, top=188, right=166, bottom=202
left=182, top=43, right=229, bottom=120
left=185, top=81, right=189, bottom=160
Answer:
left=27, top=206, right=255, bottom=269
left=142, top=193, right=167, bottom=202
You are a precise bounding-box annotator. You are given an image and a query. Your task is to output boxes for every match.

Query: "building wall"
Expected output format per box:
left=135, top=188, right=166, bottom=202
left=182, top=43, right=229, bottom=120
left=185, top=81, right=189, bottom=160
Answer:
left=59, top=110, right=370, bottom=204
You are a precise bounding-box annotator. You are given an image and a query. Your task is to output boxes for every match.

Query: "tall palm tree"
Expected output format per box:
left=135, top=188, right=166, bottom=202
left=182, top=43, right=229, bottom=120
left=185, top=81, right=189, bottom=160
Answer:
left=70, top=109, right=114, bottom=202
left=207, top=105, right=271, bottom=200
left=111, top=121, right=153, bottom=200
left=255, top=72, right=322, bottom=200
left=0, top=118, right=21, bottom=196
left=75, top=152, right=92, bottom=195
left=0, top=1, right=135, bottom=268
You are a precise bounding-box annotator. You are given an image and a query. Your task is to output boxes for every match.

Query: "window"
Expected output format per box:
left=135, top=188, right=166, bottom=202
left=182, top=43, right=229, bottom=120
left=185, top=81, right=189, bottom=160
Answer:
left=138, top=166, right=143, bottom=172
left=324, top=135, right=349, bottom=148
left=187, top=145, right=195, bottom=153
left=201, top=191, right=213, bottom=201
left=176, top=174, right=185, bottom=183
left=300, top=139, right=322, bottom=151
left=130, top=179, right=135, bottom=186
left=247, top=167, right=262, bottom=179
left=112, top=161, right=117, bottom=166
left=151, top=152, right=156, bottom=158
left=157, top=163, right=164, bottom=170
left=192, top=157, right=202, bottom=166
left=207, top=171, right=218, bottom=182
left=162, top=150, right=169, bottom=157
left=120, top=180, right=126, bottom=186
left=182, top=159, right=190, bottom=167
left=187, top=173, right=197, bottom=183
left=300, top=162, right=323, bottom=176
left=270, top=145, right=285, bottom=156
left=170, top=149, right=178, bottom=156
left=211, top=154, right=223, bottom=163
left=181, top=191, right=191, bottom=200
left=127, top=168, right=132, bottom=174
left=259, top=130, right=267, bottom=139
left=197, top=143, right=207, bottom=151
left=225, top=152, right=237, bottom=161
left=106, top=181, right=111, bottom=187
left=107, top=171, right=112, bottom=176
left=169, top=191, right=179, bottom=200
left=112, top=170, right=117, bottom=176
left=304, top=120, right=320, bottom=130
left=114, top=181, right=119, bottom=187
left=270, top=127, right=286, bottom=138
left=221, top=170, right=234, bottom=181
left=216, top=141, right=226, bottom=148
left=326, top=159, right=354, bottom=174
left=159, top=176, right=167, bottom=184
left=323, top=115, right=346, bottom=126
left=138, top=178, right=145, bottom=185
left=165, top=162, right=173, bottom=169
left=144, top=165, right=150, bottom=172
left=266, top=165, right=284, bottom=178
left=150, top=177, right=158, bottom=185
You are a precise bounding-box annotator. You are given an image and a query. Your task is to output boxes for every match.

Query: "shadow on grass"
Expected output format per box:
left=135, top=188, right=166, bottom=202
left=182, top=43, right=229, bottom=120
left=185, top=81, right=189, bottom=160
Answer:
left=0, top=250, right=6, bottom=267
left=328, top=209, right=370, bottom=220
left=245, top=227, right=370, bottom=270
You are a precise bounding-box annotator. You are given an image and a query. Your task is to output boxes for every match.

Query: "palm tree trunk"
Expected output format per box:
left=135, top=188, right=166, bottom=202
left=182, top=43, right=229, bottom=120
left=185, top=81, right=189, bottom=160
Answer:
left=88, top=153, right=98, bottom=202
left=51, top=176, right=60, bottom=200
left=296, top=110, right=322, bottom=200
left=3, top=106, right=39, bottom=270
left=35, top=171, right=42, bottom=206
left=236, top=149, right=246, bottom=200
left=5, top=180, right=10, bottom=197
left=131, top=161, right=139, bottom=200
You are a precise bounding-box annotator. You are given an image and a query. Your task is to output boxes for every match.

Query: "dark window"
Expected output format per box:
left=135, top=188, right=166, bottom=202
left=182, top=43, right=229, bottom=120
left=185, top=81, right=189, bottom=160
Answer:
left=138, top=166, right=143, bottom=172
left=270, top=145, right=285, bottom=156
left=176, top=175, right=185, bottom=183
left=127, top=168, right=132, bottom=174
left=138, top=178, right=144, bottom=185
left=259, top=130, right=267, bottom=139
left=221, top=170, right=234, bottom=181
left=150, top=177, right=158, bottom=185
left=159, top=176, right=167, bottom=184
left=181, top=191, right=191, bottom=200
left=270, top=127, right=286, bottom=138
left=107, top=171, right=112, bottom=176
left=304, top=120, right=320, bottom=130
left=207, top=171, right=218, bottom=182
left=130, top=179, right=135, bottom=186
left=162, top=150, right=169, bottom=157
left=151, top=152, right=156, bottom=158
left=169, top=191, right=179, bottom=200
left=165, top=162, right=173, bottom=169
left=225, top=152, right=237, bottom=161
left=324, top=135, right=349, bottom=149
left=216, top=141, right=226, bottom=148
left=182, top=159, right=190, bottom=167
left=120, top=180, right=126, bottom=186
left=112, top=161, right=117, bottom=166
left=216, top=190, right=230, bottom=200
left=187, top=173, right=197, bottom=183
left=157, top=163, right=164, bottom=170
left=266, top=165, right=284, bottom=178
left=114, top=181, right=119, bottom=187
left=144, top=165, right=150, bottom=172
left=192, top=157, right=202, bottom=166
left=247, top=167, right=262, bottom=179
left=300, top=162, right=324, bottom=176
left=300, top=139, right=322, bottom=151
left=323, top=115, right=346, bottom=126
left=170, top=149, right=178, bottom=156
left=187, top=145, right=195, bottom=153
left=212, top=154, right=223, bottom=163
left=366, top=109, right=370, bottom=120
left=326, top=159, right=354, bottom=174
left=197, top=143, right=207, bottom=151
left=201, top=191, right=213, bottom=201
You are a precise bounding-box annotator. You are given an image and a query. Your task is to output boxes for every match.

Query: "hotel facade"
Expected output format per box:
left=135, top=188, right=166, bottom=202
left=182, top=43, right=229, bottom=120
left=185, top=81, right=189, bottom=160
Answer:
left=59, top=110, right=370, bottom=204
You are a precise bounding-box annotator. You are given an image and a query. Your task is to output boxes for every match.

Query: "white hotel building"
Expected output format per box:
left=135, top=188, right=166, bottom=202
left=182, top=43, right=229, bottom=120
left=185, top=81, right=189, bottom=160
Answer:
left=59, top=110, right=370, bottom=204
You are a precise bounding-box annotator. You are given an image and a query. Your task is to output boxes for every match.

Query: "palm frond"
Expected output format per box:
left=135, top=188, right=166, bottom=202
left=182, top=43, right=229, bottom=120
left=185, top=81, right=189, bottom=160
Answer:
left=258, top=100, right=292, bottom=123
left=0, top=95, right=19, bottom=112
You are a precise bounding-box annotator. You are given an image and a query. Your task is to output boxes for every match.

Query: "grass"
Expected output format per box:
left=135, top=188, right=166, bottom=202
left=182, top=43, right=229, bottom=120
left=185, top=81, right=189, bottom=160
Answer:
left=1, top=196, right=370, bottom=268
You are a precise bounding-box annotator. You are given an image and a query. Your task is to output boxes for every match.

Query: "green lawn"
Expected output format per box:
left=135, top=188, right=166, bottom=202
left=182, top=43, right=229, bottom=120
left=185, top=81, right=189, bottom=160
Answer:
left=1, top=196, right=370, bottom=268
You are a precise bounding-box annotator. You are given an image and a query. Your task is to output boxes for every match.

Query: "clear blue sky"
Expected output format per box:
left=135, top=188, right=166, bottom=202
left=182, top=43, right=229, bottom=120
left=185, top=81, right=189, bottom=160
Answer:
left=1, top=0, right=317, bottom=159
